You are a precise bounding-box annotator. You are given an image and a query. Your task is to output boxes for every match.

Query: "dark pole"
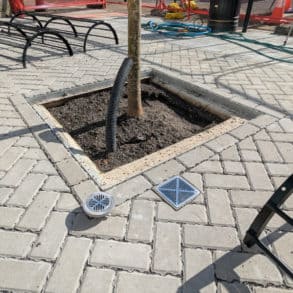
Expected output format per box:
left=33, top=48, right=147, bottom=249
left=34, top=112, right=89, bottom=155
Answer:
left=242, top=0, right=254, bottom=33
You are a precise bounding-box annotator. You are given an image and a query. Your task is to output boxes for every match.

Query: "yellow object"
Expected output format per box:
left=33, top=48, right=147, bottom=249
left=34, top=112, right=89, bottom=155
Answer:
left=165, top=12, right=184, bottom=19
left=184, top=0, right=197, bottom=9
left=167, top=1, right=181, bottom=12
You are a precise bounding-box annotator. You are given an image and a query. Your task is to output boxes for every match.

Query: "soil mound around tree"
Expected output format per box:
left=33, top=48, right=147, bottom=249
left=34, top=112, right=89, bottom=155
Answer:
left=48, top=81, right=224, bottom=171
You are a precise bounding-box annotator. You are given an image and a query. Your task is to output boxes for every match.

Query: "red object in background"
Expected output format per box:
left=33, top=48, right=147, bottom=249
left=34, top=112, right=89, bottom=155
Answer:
left=35, top=0, right=45, bottom=6
left=9, top=0, right=25, bottom=13
left=285, top=0, right=292, bottom=11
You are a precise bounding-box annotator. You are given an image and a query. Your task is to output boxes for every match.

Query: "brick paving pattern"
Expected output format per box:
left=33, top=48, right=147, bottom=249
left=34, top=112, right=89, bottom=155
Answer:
left=0, top=10, right=292, bottom=293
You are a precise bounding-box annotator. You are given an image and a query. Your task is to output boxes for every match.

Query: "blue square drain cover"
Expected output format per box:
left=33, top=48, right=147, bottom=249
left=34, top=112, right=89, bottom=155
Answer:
left=155, top=176, right=200, bottom=210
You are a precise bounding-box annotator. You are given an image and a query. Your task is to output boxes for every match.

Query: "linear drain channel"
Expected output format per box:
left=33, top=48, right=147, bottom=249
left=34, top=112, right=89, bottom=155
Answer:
left=83, top=192, right=115, bottom=217
left=155, top=176, right=200, bottom=210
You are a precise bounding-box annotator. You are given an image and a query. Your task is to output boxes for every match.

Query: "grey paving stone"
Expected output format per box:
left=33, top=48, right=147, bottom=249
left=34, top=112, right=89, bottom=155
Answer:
left=144, top=159, right=185, bottom=185
left=217, top=281, right=252, bottom=293
left=7, top=173, right=47, bottom=207
left=190, top=160, right=223, bottom=173
left=127, top=200, right=155, bottom=243
left=36, top=129, right=71, bottom=163
left=157, top=202, right=207, bottom=224
left=0, top=111, right=19, bottom=118
left=30, top=211, right=68, bottom=260
left=249, top=114, right=277, bottom=128
left=46, top=237, right=92, bottom=293
left=0, top=187, right=13, bottom=204
left=270, top=132, right=293, bottom=143
left=279, top=118, right=293, bottom=132
left=215, top=251, right=283, bottom=285
left=0, top=158, right=36, bottom=187
left=255, top=140, right=283, bottom=162
left=230, top=190, right=271, bottom=208
left=0, top=104, right=14, bottom=111
left=0, top=137, right=18, bottom=157
left=206, top=134, right=238, bottom=153
left=266, top=163, right=293, bottom=177
left=55, top=192, right=80, bottom=212
left=267, top=210, right=293, bottom=232
left=266, top=122, right=284, bottom=132
left=0, top=207, right=24, bottom=229
left=254, top=129, right=271, bottom=141
left=223, top=161, right=245, bottom=175
left=209, top=154, right=220, bottom=161
left=80, top=267, right=115, bottom=293
left=56, top=157, right=88, bottom=186
left=32, top=160, right=58, bottom=175
left=22, top=148, right=47, bottom=160
left=0, top=147, right=27, bottom=171
left=0, top=118, right=25, bottom=127
left=137, top=189, right=161, bottom=201
left=110, top=201, right=131, bottom=217
left=90, top=239, right=151, bottom=271
left=72, top=179, right=99, bottom=202
left=71, top=213, right=127, bottom=239
left=153, top=222, right=182, bottom=274
left=0, top=230, right=36, bottom=257
left=0, top=258, right=51, bottom=292
left=204, top=174, right=250, bottom=190
left=181, top=172, right=203, bottom=192
left=276, top=142, right=293, bottom=163
left=183, top=248, right=216, bottom=293
left=221, top=145, right=241, bottom=161
left=238, top=137, right=257, bottom=150
left=16, top=191, right=59, bottom=231
left=15, top=136, right=40, bottom=148
left=234, top=207, right=259, bottom=239
left=184, top=224, right=240, bottom=250
left=245, top=162, right=274, bottom=190
left=207, top=189, right=234, bottom=226
left=230, top=124, right=259, bottom=140
left=43, top=175, right=70, bottom=192
left=178, top=146, right=214, bottom=168
left=271, top=176, right=289, bottom=190
left=117, top=272, right=180, bottom=293
left=240, top=149, right=262, bottom=162
left=107, top=175, right=152, bottom=205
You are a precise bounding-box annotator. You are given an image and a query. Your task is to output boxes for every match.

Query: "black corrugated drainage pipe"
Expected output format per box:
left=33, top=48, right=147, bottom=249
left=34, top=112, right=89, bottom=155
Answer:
left=105, top=57, right=133, bottom=153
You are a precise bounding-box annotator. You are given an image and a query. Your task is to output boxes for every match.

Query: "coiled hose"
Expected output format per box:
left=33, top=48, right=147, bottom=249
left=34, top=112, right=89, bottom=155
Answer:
left=105, top=57, right=133, bottom=153
left=142, top=21, right=211, bottom=37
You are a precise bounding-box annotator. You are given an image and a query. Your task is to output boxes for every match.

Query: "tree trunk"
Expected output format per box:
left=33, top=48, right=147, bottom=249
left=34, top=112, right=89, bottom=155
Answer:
left=127, top=0, right=143, bottom=117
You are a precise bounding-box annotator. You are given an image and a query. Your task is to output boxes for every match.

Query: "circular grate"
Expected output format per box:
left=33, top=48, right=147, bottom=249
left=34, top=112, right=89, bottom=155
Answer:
left=83, top=192, right=114, bottom=218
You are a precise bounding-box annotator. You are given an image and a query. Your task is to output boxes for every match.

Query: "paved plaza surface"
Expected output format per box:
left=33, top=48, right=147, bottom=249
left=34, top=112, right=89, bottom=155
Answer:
left=0, top=8, right=293, bottom=292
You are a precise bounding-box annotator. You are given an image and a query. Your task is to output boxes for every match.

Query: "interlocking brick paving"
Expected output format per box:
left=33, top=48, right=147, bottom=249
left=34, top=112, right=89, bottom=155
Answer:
left=0, top=10, right=292, bottom=292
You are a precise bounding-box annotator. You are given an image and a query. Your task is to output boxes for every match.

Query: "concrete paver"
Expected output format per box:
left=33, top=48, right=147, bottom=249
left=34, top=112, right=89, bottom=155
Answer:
left=0, top=10, right=292, bottom=293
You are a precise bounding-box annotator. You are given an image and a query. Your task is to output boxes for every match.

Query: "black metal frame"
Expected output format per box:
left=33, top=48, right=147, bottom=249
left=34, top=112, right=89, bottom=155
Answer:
left=244, top=174, right=293, bottom=278
left=242, top=0, right=254, bottom=33
left=0, top=21, right=73, bottom=68
left=10, top=11, right=119, bottom=52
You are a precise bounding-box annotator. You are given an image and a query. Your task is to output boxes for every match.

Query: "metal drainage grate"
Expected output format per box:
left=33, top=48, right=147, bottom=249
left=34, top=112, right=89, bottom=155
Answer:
left=83, top=192, right=115, bottom=218
left=155, top=176, right=200, bottom=210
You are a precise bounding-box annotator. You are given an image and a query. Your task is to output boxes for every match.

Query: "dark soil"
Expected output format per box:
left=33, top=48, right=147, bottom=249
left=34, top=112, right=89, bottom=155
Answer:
left=48, top=81, right=224, bottom=172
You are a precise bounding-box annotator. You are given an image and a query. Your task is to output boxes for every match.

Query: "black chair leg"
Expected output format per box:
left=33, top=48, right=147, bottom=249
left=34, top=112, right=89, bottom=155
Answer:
left=244, top=174, right=293, bottom=278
